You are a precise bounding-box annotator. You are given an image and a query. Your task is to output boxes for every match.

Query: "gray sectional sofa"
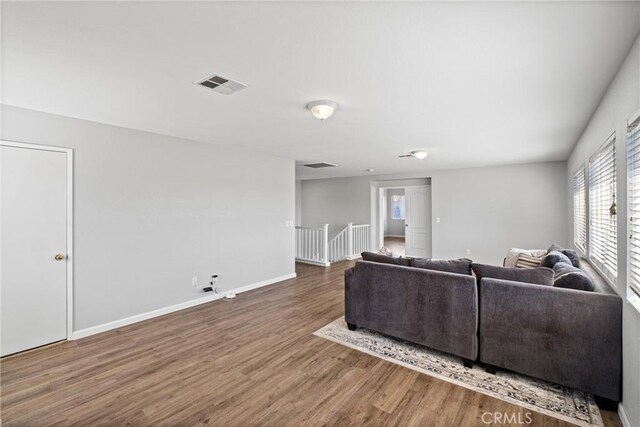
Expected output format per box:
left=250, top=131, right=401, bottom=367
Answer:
left=344, top=261, right=478, bottom=366
left=344, top=253, right=622, bottom=405
left=479, top=260, right=622, bottom=404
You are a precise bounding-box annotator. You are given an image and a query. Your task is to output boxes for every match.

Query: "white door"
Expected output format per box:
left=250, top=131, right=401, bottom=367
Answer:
left=405, top=186, right=432, bottom=258
left=1, top=144, right=69, bottom=356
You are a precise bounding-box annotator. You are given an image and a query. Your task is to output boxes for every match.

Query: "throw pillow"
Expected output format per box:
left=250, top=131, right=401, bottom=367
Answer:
left=548, top=244, right=580, bottom=268
left=471, top=263, right=554, bottom=286
left=410, top=258, right=472, bottom=275
left=361, top=251, right=411, bottom=266
left=377, top=246, right=393, bottom=256
left=540, top=251, right=572, bottom=269
left=515, top=253, right=543, bottom=269
left=552, top=262, right=595, bottom=292
left=504, top=248, right=548, bottom=267
left=377, top=246, right=402, bottom=258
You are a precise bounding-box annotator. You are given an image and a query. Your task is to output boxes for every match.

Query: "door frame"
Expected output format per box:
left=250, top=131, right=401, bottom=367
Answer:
left=371, top=183, right=431, bottom=253
left=1, top=140, right=74, bottom=340
left=378, top=186, right=405, bottom=251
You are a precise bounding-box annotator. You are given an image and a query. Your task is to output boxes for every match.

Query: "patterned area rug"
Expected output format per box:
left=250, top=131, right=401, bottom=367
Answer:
left=314, top=317, right=603, bottom=427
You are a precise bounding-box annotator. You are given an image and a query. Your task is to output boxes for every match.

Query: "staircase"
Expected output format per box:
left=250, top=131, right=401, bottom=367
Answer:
left=295, top=222, right=370, bottom=266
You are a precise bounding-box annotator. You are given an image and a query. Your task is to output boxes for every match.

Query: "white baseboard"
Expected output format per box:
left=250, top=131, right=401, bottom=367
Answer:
left=71, top=273, right=297, bottom=340
left=231, top=273, right=297, bottom=294
left=295, top=258, right=330, bottom=267
left=619, top=403, right=632, bottom=427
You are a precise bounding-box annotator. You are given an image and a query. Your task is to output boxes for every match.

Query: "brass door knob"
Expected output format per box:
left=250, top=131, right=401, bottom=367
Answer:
left=54, top=254, right=65, bottom=261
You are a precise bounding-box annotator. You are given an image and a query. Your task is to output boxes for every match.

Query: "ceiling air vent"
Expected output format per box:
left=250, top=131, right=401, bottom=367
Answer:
left=304, top=162, right=337, bottom=169
left=195, top=73, right=248, bottom=95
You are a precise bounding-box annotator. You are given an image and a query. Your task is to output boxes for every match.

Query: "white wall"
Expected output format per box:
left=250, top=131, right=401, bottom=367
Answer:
left=301, top=175, right=373, bottom=237
left=295, top=179, right=302, bottom=226
left=301, top=161, right=568, bottom=265
left=384, top=188, right=405, bottom=237
left=566, top=35, right=640, bottom=426
left=1, top=105, right=296, bottom=332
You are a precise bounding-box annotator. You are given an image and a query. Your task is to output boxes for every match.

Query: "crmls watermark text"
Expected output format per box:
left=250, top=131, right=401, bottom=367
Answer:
left=481, top=411, right=533, bottom=424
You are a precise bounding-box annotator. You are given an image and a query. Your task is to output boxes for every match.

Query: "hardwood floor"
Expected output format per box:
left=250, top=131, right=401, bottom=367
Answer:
left=1, top=262, right=622, bottom=426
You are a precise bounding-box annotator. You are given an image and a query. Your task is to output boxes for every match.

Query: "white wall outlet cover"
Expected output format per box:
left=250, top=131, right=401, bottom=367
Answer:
left=191, top=277, right=198, bottom=287
left=436, top=217, right=441, bottom=223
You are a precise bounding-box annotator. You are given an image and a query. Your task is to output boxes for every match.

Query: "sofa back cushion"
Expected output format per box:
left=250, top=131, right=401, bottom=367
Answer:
left=471, top=263, right=554, bottom=286
left=411, top=258, right=473, bottom=275
left=553, top=262, right=595, bottom=292
left=361, top=251, right=411, bottom=266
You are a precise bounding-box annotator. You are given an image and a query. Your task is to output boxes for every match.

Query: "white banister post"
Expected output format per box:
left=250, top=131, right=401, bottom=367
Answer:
left=366, top=225, right=370, bottom=251
left=322, top=224, right=329, bottom=265
left=347, top=222, right=354, bottom=257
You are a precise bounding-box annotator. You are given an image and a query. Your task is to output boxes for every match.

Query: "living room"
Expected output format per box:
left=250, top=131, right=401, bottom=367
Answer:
left=1, top=1, right=639, bottom=426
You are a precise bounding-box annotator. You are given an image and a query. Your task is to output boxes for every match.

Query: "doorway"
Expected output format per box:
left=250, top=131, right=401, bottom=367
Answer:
left=372, top=179, right=432, bottom=258
left=382, top=188, right=406, bottom=255
left=1, top=141, right=73, bottom=357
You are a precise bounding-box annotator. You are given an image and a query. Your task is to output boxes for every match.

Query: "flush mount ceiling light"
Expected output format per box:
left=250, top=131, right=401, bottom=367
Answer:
left=411, top=150, right=428, bottom=160
left=307, top=100, right=338, bottom=120
left=399, top=150, right=429, bottom=160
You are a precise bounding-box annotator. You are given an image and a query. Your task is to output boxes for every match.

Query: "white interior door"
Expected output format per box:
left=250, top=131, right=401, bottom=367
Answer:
left=1, top=144, right=69, bottom=356
left=405, top=186, right=432, bottom=258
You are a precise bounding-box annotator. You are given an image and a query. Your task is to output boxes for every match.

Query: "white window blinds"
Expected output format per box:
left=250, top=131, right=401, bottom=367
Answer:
left=573, top=167, right=587, bottom=252
left=589, top=136, right=617, bottom=282
left=627, top=113, right=640, bottom=303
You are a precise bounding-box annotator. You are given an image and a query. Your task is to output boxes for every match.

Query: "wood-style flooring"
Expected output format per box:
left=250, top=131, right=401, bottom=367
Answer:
left=0, top=262, right=622, bottom=426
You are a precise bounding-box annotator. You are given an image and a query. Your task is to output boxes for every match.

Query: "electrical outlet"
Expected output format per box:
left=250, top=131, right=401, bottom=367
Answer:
left=466, top=249, right=471, bottom=255
left=192, top=277, right=198, bottom=287
left=436, top=217, right=441, bottom=223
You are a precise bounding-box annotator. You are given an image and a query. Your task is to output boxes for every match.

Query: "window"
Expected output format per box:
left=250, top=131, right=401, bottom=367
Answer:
left=589, top=135, right=617, bottom=282
left=391, top=195, right=405, bottom=220
left=573, top=166, right=587, bottom=252
left=627, top=111, right=640, bottom=309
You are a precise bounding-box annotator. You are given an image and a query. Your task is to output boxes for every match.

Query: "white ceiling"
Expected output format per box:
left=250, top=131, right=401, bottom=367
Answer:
left=3, top=2, right=639, bottom=180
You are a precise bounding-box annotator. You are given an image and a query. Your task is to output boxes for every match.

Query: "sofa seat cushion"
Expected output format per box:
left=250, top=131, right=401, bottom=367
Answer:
left=553, top=262, right=595, bottom=292
left=540, top=251, right=573, bottom=269
left=361, top=251, right=411, bottom=266
left=472, top=263, right=554, bottom=286
left=410, top=258, right=472, bottom=275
